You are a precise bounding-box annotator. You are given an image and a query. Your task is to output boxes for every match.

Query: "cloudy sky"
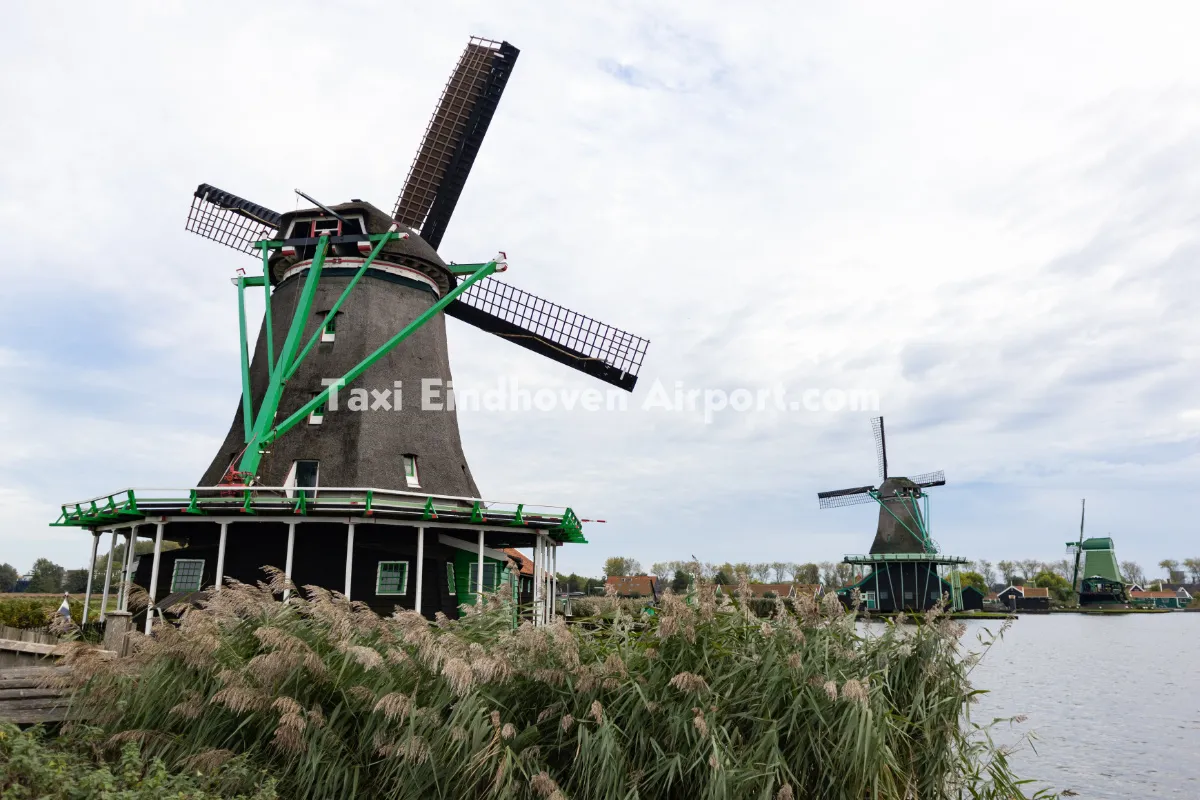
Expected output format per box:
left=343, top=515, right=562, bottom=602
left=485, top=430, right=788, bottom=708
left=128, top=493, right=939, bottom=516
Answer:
left=3, top=2, right=1199, bottom=580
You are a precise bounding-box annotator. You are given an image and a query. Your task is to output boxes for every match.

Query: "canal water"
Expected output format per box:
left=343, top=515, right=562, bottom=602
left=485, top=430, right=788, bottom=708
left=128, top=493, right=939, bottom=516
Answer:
left=966, top=613, right=1200, bottom=799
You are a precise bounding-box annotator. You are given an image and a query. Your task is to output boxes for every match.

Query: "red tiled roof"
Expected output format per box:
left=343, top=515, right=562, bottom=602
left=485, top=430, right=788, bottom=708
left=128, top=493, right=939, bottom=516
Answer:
left=500, top=548, right=534, bottom=576
left=1131, top=590, right=1177, bottom=599
left=747, top=583, right=795, bottom=598
left=1020, top=587, right=1050, bottom=598
left=605, top=575, right=657, bottom=597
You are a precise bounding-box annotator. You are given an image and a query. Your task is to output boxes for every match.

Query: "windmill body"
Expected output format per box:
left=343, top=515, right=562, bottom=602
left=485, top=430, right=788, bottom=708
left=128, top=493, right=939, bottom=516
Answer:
left=51, top=38, right=649, bottom=631
left=818, top=417, right=967, bottom=613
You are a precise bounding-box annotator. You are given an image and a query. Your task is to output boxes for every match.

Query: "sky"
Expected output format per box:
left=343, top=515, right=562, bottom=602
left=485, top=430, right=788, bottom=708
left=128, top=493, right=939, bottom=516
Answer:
left=2, top=2, right=1199, bottom=580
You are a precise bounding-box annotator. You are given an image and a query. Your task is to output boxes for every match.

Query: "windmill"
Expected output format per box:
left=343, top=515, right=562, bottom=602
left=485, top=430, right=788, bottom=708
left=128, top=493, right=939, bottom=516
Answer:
left=54, top=37, right=648, bottom=630
left=818, top=417, right=967, bottom=612
left=1065, top=500, right=1127, bottom=606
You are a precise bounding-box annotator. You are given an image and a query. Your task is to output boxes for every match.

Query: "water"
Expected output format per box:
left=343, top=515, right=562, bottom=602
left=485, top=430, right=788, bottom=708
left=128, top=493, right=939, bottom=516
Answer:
left=966, top=613, right=1200, bottom=798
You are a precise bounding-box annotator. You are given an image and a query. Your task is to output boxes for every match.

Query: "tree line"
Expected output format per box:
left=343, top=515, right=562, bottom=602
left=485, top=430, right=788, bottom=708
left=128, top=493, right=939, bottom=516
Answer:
left=0, top=541, right=178, bottom=595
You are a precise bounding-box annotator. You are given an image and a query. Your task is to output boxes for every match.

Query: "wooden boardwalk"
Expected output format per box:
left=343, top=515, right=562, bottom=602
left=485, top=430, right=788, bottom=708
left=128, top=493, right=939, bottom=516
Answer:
left=0, top=665, right=72, bottom=724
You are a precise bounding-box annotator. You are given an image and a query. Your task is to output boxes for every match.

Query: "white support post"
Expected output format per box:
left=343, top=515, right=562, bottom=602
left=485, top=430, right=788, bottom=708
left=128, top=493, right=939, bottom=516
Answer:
left=531, top=536, right=541, bottom=625
left=550, top=543, right=557, bottom=622
left=214, top=522, right=228, bottom=592
left=283, top=522, right=296, bottom=600
left=476, top=530, right=485, bottom=602
left=414, top=526, right=425, bottom=615
left=82, top=531, right=100, bottom=624
left=119, top=527, right=136, bottom=612
left=345, top=522, right=355, bottom=600
left=144, top=521, right=165, bottom=635
left=99, top=528, right=118, bottom=622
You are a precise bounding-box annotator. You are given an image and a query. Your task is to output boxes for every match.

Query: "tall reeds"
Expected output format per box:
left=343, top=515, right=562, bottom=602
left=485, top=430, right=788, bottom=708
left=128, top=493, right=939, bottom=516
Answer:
left=57, top=571, right=1050, bottom=799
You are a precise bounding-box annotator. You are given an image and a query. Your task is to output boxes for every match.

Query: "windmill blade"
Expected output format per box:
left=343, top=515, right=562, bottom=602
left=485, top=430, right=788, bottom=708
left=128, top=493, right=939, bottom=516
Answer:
left=393, top=37, right=519, bottom=250
left=445, top=278, right=648, bottom=391
left=871, top=416, right=888, bottom=481
left=186, top=183, right=281, bottom=256
left=817, top=486, right=876, bottom=509
left=911, top=470, right=945, bottom=488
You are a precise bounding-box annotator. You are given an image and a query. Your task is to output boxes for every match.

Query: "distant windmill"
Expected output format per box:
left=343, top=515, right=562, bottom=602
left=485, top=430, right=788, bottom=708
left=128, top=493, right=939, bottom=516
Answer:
left=818, top=417, right=966, bottom=612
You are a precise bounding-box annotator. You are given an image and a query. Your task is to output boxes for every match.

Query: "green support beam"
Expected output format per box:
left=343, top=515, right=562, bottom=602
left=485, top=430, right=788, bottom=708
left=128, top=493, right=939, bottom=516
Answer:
left=236, top=276, right=254, bottom=443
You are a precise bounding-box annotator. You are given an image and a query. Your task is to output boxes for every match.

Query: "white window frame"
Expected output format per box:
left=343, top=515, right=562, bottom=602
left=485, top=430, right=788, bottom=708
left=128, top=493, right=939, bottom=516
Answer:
left=170, top=559, right=206, bottom=593
left=284, top=460, right=319, bottom=499
left=403, top=454, right=420, bottom=488
left=321, top=310, right=337, bottom=343
left=309, top=393, right=325, bottom=425
left=376, top=561, right=409, bottom=596
left=863, top=591, right=876, bottom=609
left=468, top=562, right=498, bottom=593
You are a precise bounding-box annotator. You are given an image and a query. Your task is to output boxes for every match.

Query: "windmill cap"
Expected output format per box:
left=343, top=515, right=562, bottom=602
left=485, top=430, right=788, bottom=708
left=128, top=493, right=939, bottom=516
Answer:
left=270, top=200, right=455, bottom=294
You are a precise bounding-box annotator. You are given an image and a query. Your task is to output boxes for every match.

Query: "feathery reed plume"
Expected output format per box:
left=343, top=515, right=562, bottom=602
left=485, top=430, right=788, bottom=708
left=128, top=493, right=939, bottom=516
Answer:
left=669, top=672, right=709, bottom=693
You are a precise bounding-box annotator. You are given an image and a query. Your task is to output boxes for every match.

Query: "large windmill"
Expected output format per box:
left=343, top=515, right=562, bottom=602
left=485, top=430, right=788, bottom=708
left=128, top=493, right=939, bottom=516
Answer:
left=54, top=37, right=649, bottom=632
left=818, top=417, right=967, bottom=612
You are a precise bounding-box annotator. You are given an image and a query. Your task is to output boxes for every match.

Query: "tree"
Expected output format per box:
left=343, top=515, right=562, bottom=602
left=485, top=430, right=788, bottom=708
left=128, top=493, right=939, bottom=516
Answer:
left=650, top=562, right=672, bottom=584
left=954, top=570, right=988, bottom=596
left=671, top=569, right=691, bottom=593
left=1034, top=569, right=1074, bottom=604
left=752, top=563, right=773, bottom=583
left=794, top=563, right=821, bottom=585
left=1183, top=558, right=1200, bottom=583
left=1017, top=560, right=1042, bottom=581
left=713, top=568, right=732, bottom=585
left=25, top=559, right=65, bottom=593
left=1048, top=559, right=1072, bottom=579
left=1158, top=559, right=1184, bottom=583
left=770, top=562, right=789, bottom=582
left=1119, top=561, right=1145, bottom=586
left=603, top=557, right=642, bottom=578
left=997, top=560, right=1018, bottom=585
left=975, top=560, right=996, bottom=587
left=0, top=563, right=18, bottom=593
left=63, top=569, right=90, bottom=593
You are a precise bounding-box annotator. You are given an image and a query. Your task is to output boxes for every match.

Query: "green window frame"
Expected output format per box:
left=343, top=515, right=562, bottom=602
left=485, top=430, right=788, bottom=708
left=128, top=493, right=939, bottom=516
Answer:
left=403, top=454, right=420, bottom=488
left=468, top=562, right=499, bottom=592
left=170, top=559, right=205, bottom=593
left=376, top=561, right=409, bottom=595
left=446, top=562, right=456, bottom=594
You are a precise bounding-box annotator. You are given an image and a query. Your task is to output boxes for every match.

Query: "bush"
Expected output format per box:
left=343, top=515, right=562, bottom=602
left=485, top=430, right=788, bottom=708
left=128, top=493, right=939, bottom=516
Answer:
left=0, top=723, right=276, bottom=798
left=55, top=571, right=1051, bottom=800
left=0, top=596, right=85, bottom=628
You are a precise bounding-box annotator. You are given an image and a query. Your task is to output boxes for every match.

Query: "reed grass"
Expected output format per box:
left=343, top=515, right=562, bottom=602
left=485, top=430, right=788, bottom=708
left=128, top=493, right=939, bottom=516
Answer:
left=56, top=570, right=1053, bottom=799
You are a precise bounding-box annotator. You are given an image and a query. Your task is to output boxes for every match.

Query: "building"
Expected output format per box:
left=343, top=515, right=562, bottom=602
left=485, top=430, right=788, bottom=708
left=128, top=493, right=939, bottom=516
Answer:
left=996, top=585, right=1050, bottom=611
left=959, top=585, right=985, bottom=611
left=605, top=575, right=658, bottom=599
left=1129, top=590, right=1187, bottom=610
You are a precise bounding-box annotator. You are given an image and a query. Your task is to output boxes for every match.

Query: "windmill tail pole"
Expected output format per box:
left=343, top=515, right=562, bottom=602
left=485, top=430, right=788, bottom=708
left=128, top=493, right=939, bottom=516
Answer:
left=1073, top=498, right=1085, bottom=591
left=239, top=257, right=506, bottom=475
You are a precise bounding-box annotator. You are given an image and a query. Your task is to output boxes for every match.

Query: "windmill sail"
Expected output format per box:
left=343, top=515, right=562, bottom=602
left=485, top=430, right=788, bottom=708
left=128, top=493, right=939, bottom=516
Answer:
left=817, top=486, right=876, bottom=509
left=446, top=278, right=649, bottom=391
left=871, top=416, right=888, bottom=481
left=186, top=184, right=281, bottom=256
left=393, top=37, right=519, bottom=250
left=910, top=470, right=945, bottom=488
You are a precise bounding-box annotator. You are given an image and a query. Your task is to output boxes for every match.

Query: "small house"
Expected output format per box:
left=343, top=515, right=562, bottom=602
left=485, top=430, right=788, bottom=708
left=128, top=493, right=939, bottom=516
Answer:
left=605, top=575, right=658, bottom=600
left=959, top=585, right=985, bottom=611
left=996, top=585, right=1050, bottom=611
left=1129, top=590, right=1186, bottom=610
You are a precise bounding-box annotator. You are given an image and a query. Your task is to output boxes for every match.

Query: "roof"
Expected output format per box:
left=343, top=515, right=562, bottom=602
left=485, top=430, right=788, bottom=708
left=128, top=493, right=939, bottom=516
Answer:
left=605, top=575, right=657, bottom=597
left=961, top=585, right=985, bottom=596
left=501, top=548, right=534, bottom=576
left=1130, top=591, right=1178, bottom=599
left=746, top=583, right=796, bottom=598
left=985, top=593, right=1000, bottom=601
left=1020, top=587, right=1050, bottom=598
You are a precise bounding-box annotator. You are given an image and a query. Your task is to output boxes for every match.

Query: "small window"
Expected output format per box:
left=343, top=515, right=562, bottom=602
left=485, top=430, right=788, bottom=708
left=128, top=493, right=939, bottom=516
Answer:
left=447, top=562, right=456, bottom=594
left=287, top=460, right=318, bottom=499
left=309, top=393, right=326, bottom=425
left=468, top=562, right=498, bottom=592
left=376, top=561, right=409, bottom=595
left=171, top=559, right=205, bottom=592
left=403, top=454, right=420, bottom=488
left=321, top=311, right=337, bottom=343
left=312, top=218, right=342, bottom=237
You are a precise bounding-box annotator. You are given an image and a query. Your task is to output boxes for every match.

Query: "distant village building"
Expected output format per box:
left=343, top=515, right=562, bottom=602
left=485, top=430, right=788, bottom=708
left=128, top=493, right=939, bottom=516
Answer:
left=959, top=585, right=985, bottom=611
left=996, top=585, right=1050, bottom=611
left=743, top=584, right=823, bottom=600
left=1129, top=590, right=1188, bottom=609
left=605, top=575, right=658, bottom=599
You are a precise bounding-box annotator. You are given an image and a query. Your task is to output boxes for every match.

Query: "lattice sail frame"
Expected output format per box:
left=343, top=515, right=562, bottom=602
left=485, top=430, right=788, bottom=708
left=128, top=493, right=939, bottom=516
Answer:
left=871, top=416, right=888, bottom=481
left=450, top=278, right=648, bottom=388
left=393, top=37, right=517, bottom=247
left=817, top=489, right=876, bottom=509
left=186, top=184, right=281, bottom=257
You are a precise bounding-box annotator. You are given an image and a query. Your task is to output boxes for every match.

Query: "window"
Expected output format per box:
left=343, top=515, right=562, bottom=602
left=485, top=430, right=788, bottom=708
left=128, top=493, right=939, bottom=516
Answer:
left=403, top=454, right=420, bottom=488
left=321, top=311, right=337, bottom=343
left=171, top=559, right=205, bottom=593
left=309, top=392, right=326, bottom=425
left=376, top=561, right=409, bottom=595
left=468, top=562, right=498, bottom=592
left=311, top=218, right=341, bottom=237
left=447, top=562, right=456, bottom=594
left=286, top=460, right=319, bottom=498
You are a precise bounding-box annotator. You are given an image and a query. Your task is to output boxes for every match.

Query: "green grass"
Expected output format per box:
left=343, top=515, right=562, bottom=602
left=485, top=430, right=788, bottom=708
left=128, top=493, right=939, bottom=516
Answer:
left=52, top=571, right=1055, bottom=799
